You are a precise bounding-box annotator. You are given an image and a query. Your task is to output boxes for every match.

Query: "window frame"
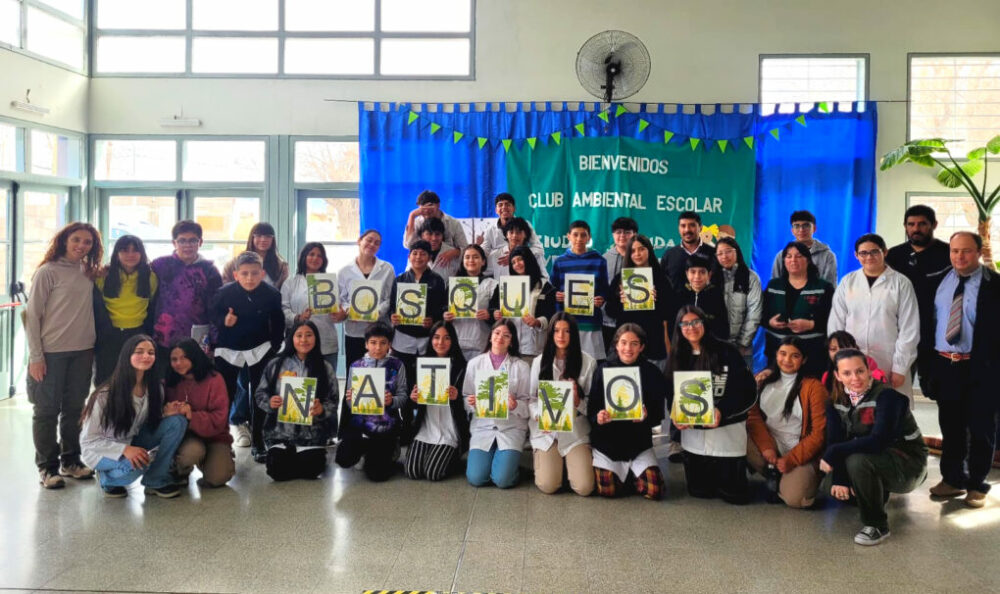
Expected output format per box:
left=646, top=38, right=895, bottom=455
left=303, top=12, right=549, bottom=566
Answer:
left=91, top=0, right=476, bottom=80
left=0, top=0, right=89, bottom=74
left=906, top=52, right=1000, bottom=161
left=757, top=52, right=870, bottom=106
left=905, top=191, right=997, bottom=238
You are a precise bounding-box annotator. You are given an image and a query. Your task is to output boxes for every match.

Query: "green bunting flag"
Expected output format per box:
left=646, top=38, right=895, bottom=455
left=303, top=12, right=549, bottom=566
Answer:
left=477, top=137, right=488, bottom=149
left=638, top=119, right=649, bottom=132
left=407, top=111, right=419, bottom=125
left=664, top=130, right=674, bottom=144
left=526, top=137, right=537, bottom=149
left=818, top=102, right=831, bottom=113
left=551, top=131, right=561, bottom=145
left=795, top=115, right=807, bottom=127
left=615, top=105, right=628, bottom=117
left=502, top=139, right=512, bottom=152
left=770, top=128, right=780, bottom=140
left=574, top=123, right=586, bottom=136
left=690, top=138, right=701, bottom=151
left=453, top=131, right=464, bottom=144
left=743, top=137, right=754, bottom=150
left=429, top=123, right=441, bottom=135
left=598, top=111, right=610, bottom=123
left=717, top=140, right=728, bottom=153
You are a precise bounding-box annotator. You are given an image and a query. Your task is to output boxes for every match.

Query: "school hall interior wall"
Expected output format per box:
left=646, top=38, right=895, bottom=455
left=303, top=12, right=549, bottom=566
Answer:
left=0, top=51, right=88, bottom=133
left=76, top=0, right=1000, bottom=245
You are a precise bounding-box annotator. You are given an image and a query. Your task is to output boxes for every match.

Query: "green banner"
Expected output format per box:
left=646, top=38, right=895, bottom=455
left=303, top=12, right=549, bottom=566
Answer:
left=506, top=136, right=756, bottom=267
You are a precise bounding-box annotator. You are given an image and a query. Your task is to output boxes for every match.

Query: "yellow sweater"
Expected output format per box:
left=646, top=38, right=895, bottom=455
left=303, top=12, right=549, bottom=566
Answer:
left=96, top=270, right=159, bottom=329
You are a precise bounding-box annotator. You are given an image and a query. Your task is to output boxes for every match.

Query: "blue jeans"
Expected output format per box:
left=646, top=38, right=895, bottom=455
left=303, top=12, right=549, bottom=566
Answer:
left=466, top=442, right=520, bottom=488
left=95, top=415, right=188, bottom=489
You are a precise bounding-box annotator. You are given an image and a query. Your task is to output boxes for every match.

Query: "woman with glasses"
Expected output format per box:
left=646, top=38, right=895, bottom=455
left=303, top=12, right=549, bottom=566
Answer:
left=828, top=234, right=920, bottom=398
left=762, top=241, right=835, bottom=378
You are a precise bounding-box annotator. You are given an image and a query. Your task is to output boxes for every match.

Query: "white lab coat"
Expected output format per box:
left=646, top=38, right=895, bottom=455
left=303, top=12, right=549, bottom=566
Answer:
left=451, top=276, right=499, bottom=354
left=336, top=258, right=395, bottom=338
left=528, top=352, right=597, bottom=456
left=828, top=266, right=920, bottom=396
left=462, top=353, right=531, bottom=452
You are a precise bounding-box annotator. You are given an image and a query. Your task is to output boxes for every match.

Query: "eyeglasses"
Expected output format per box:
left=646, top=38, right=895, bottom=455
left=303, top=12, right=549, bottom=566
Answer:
left=716, top=249, right=736, bottom=257
left=791, top=223, right=813, bottom=230
left=857, top=250, right=883, bottom=259
left=174, top=238, right=200, bottom=246
left=678, top=320, right=704, bottom=329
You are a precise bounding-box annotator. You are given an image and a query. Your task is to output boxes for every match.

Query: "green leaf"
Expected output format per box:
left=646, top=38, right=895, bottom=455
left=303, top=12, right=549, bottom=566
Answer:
left=880, top=144, right=938, bottom=170
left=429, top=123, right=441, bottom=135
left=574, top=123, right=586, bottom=136
left=407, top=111, right=419, bottom=125
left=936, top=160, right=985, bottom=190
left=477, top=137, right=487, bottom=149
left=551, top=131, right=561, bottom=145
left=986, top=134, right=1000, bottom=155
left=664, top=130, right=674, bottom=143
left=967, top=147, right=987, bottom=161
left=453, top=131, right=464, bottom=144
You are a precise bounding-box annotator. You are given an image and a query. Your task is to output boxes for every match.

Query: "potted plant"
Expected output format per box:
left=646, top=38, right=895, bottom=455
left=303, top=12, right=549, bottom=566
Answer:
left=880, top=135, right=1000, bottom=269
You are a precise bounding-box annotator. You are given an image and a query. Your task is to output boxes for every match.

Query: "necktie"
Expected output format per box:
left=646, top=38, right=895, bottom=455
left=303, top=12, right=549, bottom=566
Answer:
left=945, top=275, right=968, bottom=345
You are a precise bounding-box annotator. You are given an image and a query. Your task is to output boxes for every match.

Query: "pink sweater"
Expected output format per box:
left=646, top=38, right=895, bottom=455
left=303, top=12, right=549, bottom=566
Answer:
left=165, top=373, right=232, bottom=444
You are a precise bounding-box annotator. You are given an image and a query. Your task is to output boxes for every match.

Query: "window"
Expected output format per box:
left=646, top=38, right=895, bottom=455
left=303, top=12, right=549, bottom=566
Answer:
left=304, top=196, right=360, bottom=277
left=0, top=0, right=19, bottom=45
left=193, top=196, right=261, bottom=269
left=183, top=141, right=266, bottom=182
left=294, top=141, right=359, bottom=183
left=2, top=1, right=87, bottom=72
left=94, top=139, right=177, bottom=181
left=93, top=0, right=474, bottom=78
left=35, top=0, right=82, bottom=19
left=0, top=123, right=16, bottom=172
left=907, top=194, right=1000, bottom=249
left=22, top=190, right=69, bottom=288
left=909, top=55, right=1000, bottom=157
left=30, top=130, right=81, bottom=178
left=107, top=195, right=176, bottom=259
left=759, top=55, right=867, bottom=114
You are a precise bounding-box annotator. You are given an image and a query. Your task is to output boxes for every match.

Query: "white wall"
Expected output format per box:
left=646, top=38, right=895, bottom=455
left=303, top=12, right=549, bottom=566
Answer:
left=58, top=0, right=1000, bottom=242
left=0, top=51, right=88, bottom=132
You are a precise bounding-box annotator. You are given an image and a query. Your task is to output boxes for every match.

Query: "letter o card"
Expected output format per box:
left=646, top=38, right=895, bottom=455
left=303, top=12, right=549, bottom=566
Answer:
left=671, top=371, right=714, bottom=426
left=417, top=357, right=451, bottom=406
left=603, top=367, right=643, bottom=421
left=348, top=280, right=381, bottom=322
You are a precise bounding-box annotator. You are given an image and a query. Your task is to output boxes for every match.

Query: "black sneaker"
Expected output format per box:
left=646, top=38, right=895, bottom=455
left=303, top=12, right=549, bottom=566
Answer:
left=854, top=525, right=890, bottom=546
left=102, top=486, right=127, bottom=498
left=144, top=483, right=182, bottom=499
left=172, top=473, right=190, bottom=487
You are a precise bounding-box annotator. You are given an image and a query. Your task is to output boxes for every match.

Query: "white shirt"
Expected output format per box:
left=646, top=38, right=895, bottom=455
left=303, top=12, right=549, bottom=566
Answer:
left=758, top=372, right=803, bottom=456
left=453, top=276, right=499, bottom=353
left=485, top=243, right=549, bottom=281
left=215, top=341, right=272, bottom=367
left=509, top=286, right=550, bottom=356
left=681, top=423, right=747, bottom=458
left=415, top=404, right=460, bottom=449
left=280, top=274, right=338, bottom=355
left=482, top=218, right=545, bottom=258
left=528, top=352, right=597, bottom=455
left=829, top=266, right=920, bottom=396
left=462, top=353, right=531, bottom=452
left=424, top=242, right=460, bottom=281
left=404, top=213, right=469, bottom=251
left=80, top=391, right=148, bottom=469
left=337, top=258, right=395, bottom=338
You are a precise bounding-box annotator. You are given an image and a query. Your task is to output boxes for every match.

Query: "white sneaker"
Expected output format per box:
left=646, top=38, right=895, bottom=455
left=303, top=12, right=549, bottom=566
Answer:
left=234, top=424, right=252, bottom=448
left=854, top=526, right=890, bottom=546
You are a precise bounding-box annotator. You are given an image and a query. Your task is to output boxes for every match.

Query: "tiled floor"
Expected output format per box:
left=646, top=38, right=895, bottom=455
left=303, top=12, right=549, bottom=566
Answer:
left=0, top=394, right=997, bottom=594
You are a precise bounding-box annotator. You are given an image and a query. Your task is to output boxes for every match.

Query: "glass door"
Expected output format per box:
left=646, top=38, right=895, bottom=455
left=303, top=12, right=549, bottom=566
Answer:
left=0, top=182, right=13, bottom=399
left=101, top=190, right=179, bottom=260
left=189, top=192, right=262, bottom=274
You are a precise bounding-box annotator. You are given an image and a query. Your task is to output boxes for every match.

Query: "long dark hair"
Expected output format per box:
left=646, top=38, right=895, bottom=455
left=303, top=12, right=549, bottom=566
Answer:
left=246, top=222, right=282, bottom=281
left=486, top=319, right=521, bottom=357
left=624, top=234, right=666, bottom=283
left=82, top=334, right=162, bottom=438
left=824, top=330, right=861, bottom=392
left=164, top=338, right=216, bottom=387
left=539, top=311, right=583, bottom=381
left=780, top=241, right=820, bottom=282
left=509, top=245, right=544, bottom=290
left=714, top=237, right=751, bottom=294
left=457, top=244, right=488, bottom=278
left=759, top=336, right=807, bottom=419
left=102, top=235, right=153, bottom=299
left=295, top=242, right=328, bottom=276
left=270, top=320, right=331, bottom=402
left=668, top=305, right=727, bottom=374
left=423, top=320, right=467, bottom=371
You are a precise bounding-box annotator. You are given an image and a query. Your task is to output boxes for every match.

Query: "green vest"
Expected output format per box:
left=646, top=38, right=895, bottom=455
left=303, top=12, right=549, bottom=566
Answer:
left=832, top=381, right=926, bottom=461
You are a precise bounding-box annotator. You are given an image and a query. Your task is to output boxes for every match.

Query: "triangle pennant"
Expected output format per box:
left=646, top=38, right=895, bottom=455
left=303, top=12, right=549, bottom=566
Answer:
left=598, top=111, right=610, bottom=123
left=429, top=123, right=441, bottom=135
left=770, top=128, right=780, bottom=140
left=574, top=123, right=586, bottom=136
left=407, top=111, right=419, bottom=125
left=502, top=139, right=512, bottom=152
left=664, top=130, right=674, bottom=144
left=638, top=119, right=650, bottom=132
left=477, top=137, right=488, bottom=149
left=453, top=131, right=464, bottom=144
left=795, top=115, right=807, bottom=127
left=690, top=138, right=701, bottom=151
left=526, top=137, right=537, bottom=149
left=551, top=131, right=561, bottom=145
left=818, top=102, right=831, bottom=113
left=717, top=140, right=728, bottom=153
left=615, top=104, right=628, bottom=117
left=743, top=136, right=754, bottom=150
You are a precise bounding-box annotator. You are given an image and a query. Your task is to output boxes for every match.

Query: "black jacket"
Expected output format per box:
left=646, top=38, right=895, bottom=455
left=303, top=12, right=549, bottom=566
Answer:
left=666, top=340, right=756, bottom=427
left=209, top=281, right=284, bottom=353
left=605, top=269, right=673, bottom=360
left=402, top=363, right=470, bottom=452
left=886, top=239, right=951, bottom=353
left=587, top=357, right=666, bottom=461
left=659, top=243, right=715, bottom=290
left=389, top=268, right=447, bottom=340
left=671, top=283, right=730, bottom=341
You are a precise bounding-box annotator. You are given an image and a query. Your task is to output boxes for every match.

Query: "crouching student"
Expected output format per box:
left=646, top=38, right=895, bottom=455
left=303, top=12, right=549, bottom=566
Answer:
left=80, top=335, right=188, bottom=498
left=746, top=337, right=827, bottom=508
left=587, top=323, right=666, bottom=500
left=165, top=339, right=235, bottom=488
left=256, top=321, right=338, bottom=481
left=529, top=312, right=597, bottom=496
left=404, top=322, right=469, bottom=481
left=820, top=349, right=928, bottom=546
left=668, top=306, right=757, bottom=504
left=336, top=323, right=408, bottom=482
left=463, top=320, right=531, bottom=488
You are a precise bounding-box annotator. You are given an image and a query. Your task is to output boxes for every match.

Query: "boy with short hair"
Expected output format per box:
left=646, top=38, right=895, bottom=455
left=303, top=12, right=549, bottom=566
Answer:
left=419, top=218, right=460, bottom=280
left=660, top=211, right=715, bottom=290
left=480, top=192, right=545, bottom=261
left=770, top=210, right=837, bottom=286
left=486, top=217, right=547, bottom=280
left=672, top=254, right=730, bottom=340
left=210, top=251, right=285, bottom=460
left=335, top=323, right=409, bottom=482
left=389, top=240, right=448, bottom=387
left=603, top=217, right=639, bottom=353
left=403, top=190, right=468, bottom=266
left=551, top=220, right=609, bottom=360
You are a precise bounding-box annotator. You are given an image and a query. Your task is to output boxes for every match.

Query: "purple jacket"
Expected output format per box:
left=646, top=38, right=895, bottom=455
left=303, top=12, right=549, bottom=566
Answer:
left=150, top=254, right=223, bottom=348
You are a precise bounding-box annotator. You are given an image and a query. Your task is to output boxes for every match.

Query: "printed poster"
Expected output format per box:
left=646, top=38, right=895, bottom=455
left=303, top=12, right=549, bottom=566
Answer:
left=671, top=371, right=715, bottom=426
left=475, top=369, right=509, bottom=419
left=499, top=275, right=531, bottom=318
left=564, top=273, right=595, bottom=317
left=448, top=277, right=479, bottom=319
left=306, top=273, right=338, bottom=315
left=396, top=282, right=427, bottom=326
left=278, top=376, right=316, bottom=426
left=622, top=267, right=654, bottom=312
left=350, top=367, right=386, bottom=416
left=537, top=380, right=574, bottom=432
left=603, top=366, right=643, bottom=421
left=347, top=280, right=381, bottom=322
left=417, top=357, right=451, bottom=406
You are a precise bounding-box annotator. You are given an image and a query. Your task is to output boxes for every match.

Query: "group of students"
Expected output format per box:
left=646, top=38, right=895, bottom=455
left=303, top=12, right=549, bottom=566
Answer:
left=22, top=190, right=998, bottom=548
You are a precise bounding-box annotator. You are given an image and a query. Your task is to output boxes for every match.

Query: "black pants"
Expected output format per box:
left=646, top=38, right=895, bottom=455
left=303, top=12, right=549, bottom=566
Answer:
left=265, top=445, right=327, bottom=481
left=335, top=432, right=398, bottom=482
left=914, top=348, right=938, bottom=400
left=27, top=350, right=93, bottom=471
left=344, top=335, right=367, bottom=371
left=215, top=357, right=269, bottom=455
left=932, top=357, right=998, bottom=493
left=94, top=326, right=147, bottom=387
left=683, top=452, right=749, bottom=504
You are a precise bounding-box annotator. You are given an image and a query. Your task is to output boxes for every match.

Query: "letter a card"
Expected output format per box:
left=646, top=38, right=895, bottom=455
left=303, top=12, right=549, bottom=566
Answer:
left=603, top=367, right=643, bottom=421
left=671, top=371, right=714, bottom=426
left=474, top=370, right=509, bottom=419
left=537, top=379, right=574, bottom=432
left=416, top=357, right=451, bottom=406
left=350, top=367, right=386, bottom=416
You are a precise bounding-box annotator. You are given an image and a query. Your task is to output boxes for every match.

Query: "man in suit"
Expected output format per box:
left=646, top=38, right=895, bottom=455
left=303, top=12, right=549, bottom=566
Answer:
left=927, top=231, right=1000, bottom=508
